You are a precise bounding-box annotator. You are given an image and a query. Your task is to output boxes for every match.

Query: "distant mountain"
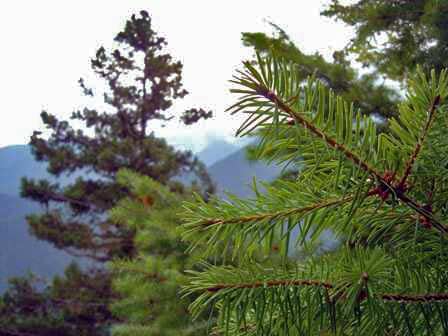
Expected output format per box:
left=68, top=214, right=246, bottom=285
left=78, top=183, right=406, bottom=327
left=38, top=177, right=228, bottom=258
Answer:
left=208, top=146, right=282, bottom=198
left=0, top=145, right=50, bottom=196
left=196, top=139, right=239, bottom=166
left=0, top=145, right=85, bottom=292
left=0, top=193, right=77, bottom=292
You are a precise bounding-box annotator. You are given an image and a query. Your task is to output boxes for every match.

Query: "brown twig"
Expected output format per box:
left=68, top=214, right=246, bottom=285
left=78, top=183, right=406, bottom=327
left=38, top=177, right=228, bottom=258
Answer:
left=381, top=292, right=448, bottom=303
left=259, top=86, right=385, bottom=183
left=200, top=193, right=359, bottom=228
left=206, top=279, right=333, bottom=292
left=205, top=278, right=448, bottom=304
left=398, top=95, right=441, bottom=189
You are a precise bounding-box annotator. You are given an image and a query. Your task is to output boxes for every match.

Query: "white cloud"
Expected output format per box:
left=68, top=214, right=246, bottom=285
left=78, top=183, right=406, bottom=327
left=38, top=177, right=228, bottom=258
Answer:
left=0, top=0, right=353, bottom=151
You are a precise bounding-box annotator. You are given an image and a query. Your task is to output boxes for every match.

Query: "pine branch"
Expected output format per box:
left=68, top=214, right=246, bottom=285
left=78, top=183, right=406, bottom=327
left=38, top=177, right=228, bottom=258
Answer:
left=204, top=278, right=448, bottom=304
left=381, top=292, right=448, bottom=303
left=255, top=83, right=384, bottom=182
left=238, top=77, right=447, bottom=234
left=393, top=191, right=448, bottom=234
left=184, top=57, right=448, bottom=335
left=398, top=95, right=441, bottom=188
left=206, top=279, right=333, bottom=292
left=199, top=193, right=359, bottom=229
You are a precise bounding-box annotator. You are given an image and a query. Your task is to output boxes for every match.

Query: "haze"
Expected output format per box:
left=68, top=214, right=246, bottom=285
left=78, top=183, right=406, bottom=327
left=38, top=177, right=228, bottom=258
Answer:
left=0, top=0, right=353, bottom=151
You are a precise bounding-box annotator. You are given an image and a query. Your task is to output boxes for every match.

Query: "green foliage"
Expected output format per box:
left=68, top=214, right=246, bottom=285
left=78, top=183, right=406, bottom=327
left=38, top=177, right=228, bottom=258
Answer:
left=242, top=23, right=399, bottom=119
left=21, top=10, right=213, bottom=262
left=322, top=0, right=448, bottom=81
left=7, top=11, right=214, bottom=336
left=109, top=169, right=211, bottom=336
left=0, top=264, right=112, bottom=336
left=181, top=54, right=448, bottom=335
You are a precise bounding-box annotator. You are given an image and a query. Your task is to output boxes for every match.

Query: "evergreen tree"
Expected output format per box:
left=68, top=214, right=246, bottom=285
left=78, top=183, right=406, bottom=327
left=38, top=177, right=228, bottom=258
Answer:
left=322, top=0, right=448, bottom=81
left=181, top=54, right=448, bottom=334
left=3, top=11, right=213, bottom=336
left=108, top=169, right=211, bottom=336
left=21, top=10, right=213, bottom=262
left=0, top=264, right=113, bottom=336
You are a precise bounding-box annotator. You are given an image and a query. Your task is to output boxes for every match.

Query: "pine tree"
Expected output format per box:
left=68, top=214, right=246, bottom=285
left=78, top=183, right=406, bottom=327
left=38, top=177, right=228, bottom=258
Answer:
left=108, top=169, right=210, bottom=336
left=181, top=54, right=448, bottom=335
left=21, top=10, right=213, bottom=262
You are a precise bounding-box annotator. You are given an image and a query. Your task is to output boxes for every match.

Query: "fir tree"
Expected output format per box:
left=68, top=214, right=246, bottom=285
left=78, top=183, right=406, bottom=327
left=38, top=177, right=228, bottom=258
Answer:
left=21, top=10, right=213, bottom=262
left=181, top=54, right=448, bottom=335
left=108, top=169, right=211, bottom=336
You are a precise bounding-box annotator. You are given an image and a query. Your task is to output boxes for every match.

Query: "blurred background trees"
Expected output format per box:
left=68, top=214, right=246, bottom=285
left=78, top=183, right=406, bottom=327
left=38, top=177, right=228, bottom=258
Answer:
left=109, top=170, right=211, bottom=336
left=1, top=11, right=213, bottom=336
left=322, top=0, right=448, bottom=81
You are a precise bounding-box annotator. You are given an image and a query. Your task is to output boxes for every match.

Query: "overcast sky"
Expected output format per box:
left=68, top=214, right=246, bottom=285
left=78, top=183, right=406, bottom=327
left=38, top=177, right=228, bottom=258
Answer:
left=0, top=1, right=353, bottom=152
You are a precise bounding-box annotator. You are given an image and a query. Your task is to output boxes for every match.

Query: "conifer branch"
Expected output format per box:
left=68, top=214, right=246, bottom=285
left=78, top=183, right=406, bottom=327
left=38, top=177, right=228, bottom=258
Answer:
left=398, top=95, right=441, bottom=188
left=256, top=85, right=447, bottom=233
left=199, top=193, right=360, bottom=228
left=381, top=292, right=448, bottom=303
left=206, top=280, right=448, bottom=304
left=256, top=85, right=384, bottom=182
left=206, top=279, right=333, bottom=292
left=184, top=57, right=448, bottom=335
left=393, top=191, right=448, bottom=234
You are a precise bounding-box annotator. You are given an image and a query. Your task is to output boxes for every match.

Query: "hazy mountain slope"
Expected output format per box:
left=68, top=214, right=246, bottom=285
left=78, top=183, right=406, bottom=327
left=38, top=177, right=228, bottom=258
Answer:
left=0, top=145, right=78, bottom=197
left=196, top=139, right=239, bottom=166
left=0, top=145, right=50, bottom=196
left=208, top=146, right=282, bottom=198
left=0, top=193, right=76, bottom=291
left=0, top=145, right=90, bottom=292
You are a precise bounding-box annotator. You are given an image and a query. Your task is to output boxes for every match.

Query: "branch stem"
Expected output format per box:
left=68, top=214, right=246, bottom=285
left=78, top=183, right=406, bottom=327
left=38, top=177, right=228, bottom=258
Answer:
left=200, top=193, right=359, bottom=228
left=398, top=95, right=441, bottom=188
left=258, top=86, right=384, bottom=182
left=206, top=279, right=448, bottom=303
left=257, top=86, right=447, bottom=234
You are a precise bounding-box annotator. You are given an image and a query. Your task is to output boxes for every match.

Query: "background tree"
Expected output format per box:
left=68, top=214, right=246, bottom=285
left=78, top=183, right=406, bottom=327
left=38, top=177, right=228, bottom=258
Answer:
left=322, top=0, right=448, bottom=81
left=242, top=22, right=399, bottom=119
left=22, top=10, right=213, bottom=262
left=0, top=264, right=113, bottom=336
left=3, top=11, right=213, bottom=336
left=181, top=55, right=448, bottom=334
left=109, top=169, right=211, bottom=336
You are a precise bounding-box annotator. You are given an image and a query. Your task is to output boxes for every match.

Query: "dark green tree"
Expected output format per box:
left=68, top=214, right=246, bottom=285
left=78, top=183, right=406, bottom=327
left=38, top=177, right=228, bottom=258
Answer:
left=22, top=10, right=213, bottom=262
left=0, top=264, right=113, bottom=336
left=3, top=10, right=213, bottom=336
left=322, top=0, right=448, bottom=81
